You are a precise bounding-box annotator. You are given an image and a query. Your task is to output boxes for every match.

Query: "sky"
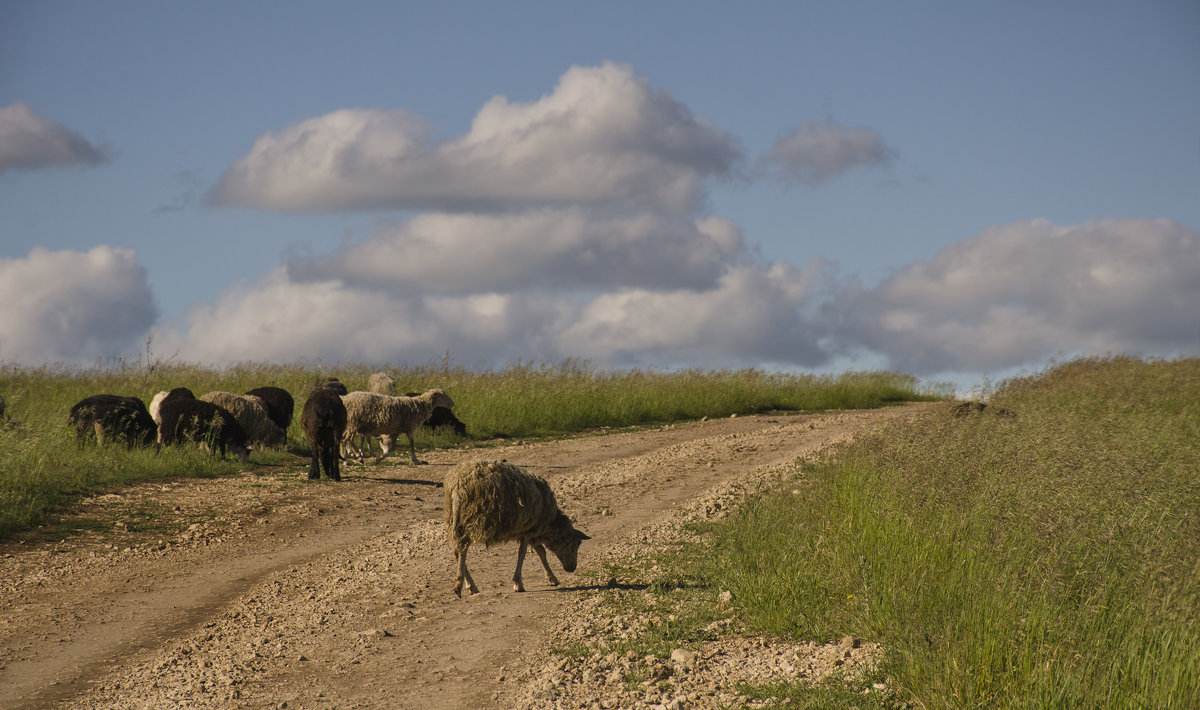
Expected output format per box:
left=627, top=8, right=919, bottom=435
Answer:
left=2, top=1, right=1198, bottom=393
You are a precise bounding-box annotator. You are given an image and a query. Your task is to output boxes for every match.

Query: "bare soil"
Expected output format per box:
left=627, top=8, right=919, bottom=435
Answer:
left=0, top=405, right=926, bottom=709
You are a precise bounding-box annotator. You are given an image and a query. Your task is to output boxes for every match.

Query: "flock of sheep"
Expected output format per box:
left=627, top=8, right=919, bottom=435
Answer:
left=48, top=373, right=589, bottom=596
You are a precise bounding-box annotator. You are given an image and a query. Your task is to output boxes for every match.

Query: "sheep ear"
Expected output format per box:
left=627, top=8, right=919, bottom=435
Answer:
left=573, top=529, right=590, bottom=541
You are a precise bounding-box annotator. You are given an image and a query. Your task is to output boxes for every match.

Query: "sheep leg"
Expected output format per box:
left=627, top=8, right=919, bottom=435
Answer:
left=513, top=541, right=529, bottom=592
left=407, top=432, right=422, bottom=465
left=307, top=444, right=321, bottom=480
left=454, top=542, right=479, bottom=597
left=532, top=543, right=560, bottom=587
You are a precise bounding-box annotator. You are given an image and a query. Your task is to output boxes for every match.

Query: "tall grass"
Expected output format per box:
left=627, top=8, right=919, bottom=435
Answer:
left=706, top=356, right=1200, bottom=707
left=0, top=359, right=937, bottom=538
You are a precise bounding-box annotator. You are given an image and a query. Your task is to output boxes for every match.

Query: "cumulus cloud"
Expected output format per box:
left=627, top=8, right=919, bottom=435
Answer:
left=287, top=209, right=745, bottom=295
left=210, top=62, right=742, bottom=213
left=833, top=218, right=1200, bottom=374
left=0, top=246, right=157, bottom=366
left=0, top=102, right=109, bottom=175
left=151, top=256, right=830, bottom=370
left=761, top=121, right=895, bottom=185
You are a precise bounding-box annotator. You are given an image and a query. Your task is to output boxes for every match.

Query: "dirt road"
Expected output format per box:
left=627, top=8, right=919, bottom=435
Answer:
left=0, top=406, right=922, bottom=709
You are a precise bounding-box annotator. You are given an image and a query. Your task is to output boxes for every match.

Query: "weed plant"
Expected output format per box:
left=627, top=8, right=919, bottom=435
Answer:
left=704, top=356, right=1200, bottom=708
left=0, top=359, right=937, bottom=538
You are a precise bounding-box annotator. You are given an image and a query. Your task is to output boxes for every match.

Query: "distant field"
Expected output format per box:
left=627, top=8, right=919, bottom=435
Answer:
left=692, top=356, right=1200, bottom=707
left=0, top=359, right=940, bottom=538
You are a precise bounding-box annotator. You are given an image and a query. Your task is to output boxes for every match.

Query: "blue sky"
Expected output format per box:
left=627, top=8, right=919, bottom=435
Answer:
left=2, top=1, right=1198, bottom=392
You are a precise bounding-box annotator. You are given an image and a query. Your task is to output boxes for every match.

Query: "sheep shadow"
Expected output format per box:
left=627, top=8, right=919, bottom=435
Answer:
left=540, top=580, right=705, bottom=594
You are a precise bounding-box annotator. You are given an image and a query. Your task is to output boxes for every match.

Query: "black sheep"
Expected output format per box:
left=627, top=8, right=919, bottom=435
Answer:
left=244, top=386, right=295, bottom=435
left=68, top=394, right=157, bottom=448
left=319, top=377, right=349, bottom=395
left=301, top=388, right=347, bottom=481
left=405, top=392, right=468, bottom=437
left=158, top=398, right=251, bottom=463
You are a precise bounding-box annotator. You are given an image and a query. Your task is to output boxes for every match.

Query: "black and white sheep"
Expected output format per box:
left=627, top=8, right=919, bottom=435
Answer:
left=340, top=388, right=455, bottom=464
left=244, top=386, right=294, bottom=437
left=149, top=387, right=195, bottom=425
left=157, top=398, right=251, bottom=463
left=199, top=391, right=284, bottom=447
left=300, top=388, right=347, bottom=482
left=68, top=394, right=157, bottom=448
left=445, top=460, right=589, bottom=597
left=405, top=391, right=468, bottom=437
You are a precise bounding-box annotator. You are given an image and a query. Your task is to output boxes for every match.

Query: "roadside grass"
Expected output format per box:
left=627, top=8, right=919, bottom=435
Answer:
left=0, top=359, right=939, bottom=539
left=695, top=355, right=1200, bottom=707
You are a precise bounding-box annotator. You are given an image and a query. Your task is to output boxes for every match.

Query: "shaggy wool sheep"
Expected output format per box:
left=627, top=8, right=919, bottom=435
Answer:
left=149, top=387, right=195, bottom=425
left=158, top=398, right=251, bottom=463
left=340, top=388, right=455, bottom=464
left=244, top=386, right=295, bottom=436
left=300, top=388, right=347, bottom=482
left=68, top=394, right=157, bottom=448
left=199, top=391, right=284, bottom=447
left=351, top=372, right=400, bottom=456
left=405, top=391, right=468, bottom=437
left=445, top=460, right=590, bottom=597
left=367, top=372, right=397, bottom=395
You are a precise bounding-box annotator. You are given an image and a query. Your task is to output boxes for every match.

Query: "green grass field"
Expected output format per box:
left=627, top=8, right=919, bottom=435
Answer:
left=0, top=359, right=938, bottom=538
left=694, top=356, right=1200, bottom=707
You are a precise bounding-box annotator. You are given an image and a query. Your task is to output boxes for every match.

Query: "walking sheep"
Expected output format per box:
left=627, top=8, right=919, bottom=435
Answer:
left=300, top=388, right=347, bottom=482
left=199, top=391, right=284, bottom=447
left=244, top=386, right=295, bottom=438
left=444, top=460, right=590, bottom=597
left=68, top=394, right=157, bottom=448
left=340, top=388, right=455, bottom=464
left=158, top=398, right=251, bottom=463
left=149, top=387, right=195, bottom=425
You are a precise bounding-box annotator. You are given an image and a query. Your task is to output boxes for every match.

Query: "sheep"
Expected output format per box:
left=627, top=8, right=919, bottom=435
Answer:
left=244, top=386, right=295, bottom=437
left=352, top=372, right=399, bottom=456
left=340, top=388, right=455, bottom=464
left=444, top=460, right=590, bottom=597
left=149, top=387, right=195, bottom=425
left=367, top=372, right=397, bottom=396
left=157, top=398, right=251, bottom=463
left=405, top=391, right=468, bottom=437
left=199, top=391, right=284, bottom=447
left=67, top=394, right=157, bottom=448
left=319, top=377, right=348, bottom=395
left=300, top=388, right=347, bottom=482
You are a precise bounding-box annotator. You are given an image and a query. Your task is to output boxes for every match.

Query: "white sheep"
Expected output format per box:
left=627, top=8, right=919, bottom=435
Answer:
left=444, top=460, right=590, bottom=597
left=352, top=371, right=400, bottom=456
left=340, top=388, right=454, bottom=464
left=199, top=391, right=285, bottom=447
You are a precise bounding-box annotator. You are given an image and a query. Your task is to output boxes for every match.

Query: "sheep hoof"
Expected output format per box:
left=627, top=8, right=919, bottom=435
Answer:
left=513, top=583, right=525, bottom=593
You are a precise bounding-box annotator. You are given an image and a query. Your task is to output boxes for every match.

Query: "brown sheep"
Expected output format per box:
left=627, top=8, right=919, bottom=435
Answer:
left=445, top=460, right=590, bottom=597
left=300, top=388, right=347, bottom=481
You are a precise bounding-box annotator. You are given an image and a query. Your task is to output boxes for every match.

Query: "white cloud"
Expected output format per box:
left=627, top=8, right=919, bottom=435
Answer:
left=0, top=246, right=157, bottom=366
left=151, top=258, right=830, bottom=370
left=210, top=62, right=742, bottom=213
left=761, top=122, right=895, bottom=185
left=287, top=209, right=745, bottom=294
left=834, top=218, right=1200, bottom=374
left=0, top=102, right=109, bottom=175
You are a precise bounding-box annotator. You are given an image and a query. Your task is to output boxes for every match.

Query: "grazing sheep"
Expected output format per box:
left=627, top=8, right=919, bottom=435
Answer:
left=244, top=386, right=295, bottom=436
left=199, top=391, right=284, bottom=447
left=340, top=389, right=455, bottom=464
left=319, top=377, right=348, bottom=395
left=68, top=394, right=157, bottom=448
left=445, top=460, right=590, bottom=596
left=367, top=372, right=397, bottom=396
left=149, top=387, right=195, bottom=425
left=352, top=372, right=400, bottom=456
left=158, top=398, right=251, bottom=463
left=300, top=388, right=347, bottom=482
left=405, top=391, right=468, bottom=437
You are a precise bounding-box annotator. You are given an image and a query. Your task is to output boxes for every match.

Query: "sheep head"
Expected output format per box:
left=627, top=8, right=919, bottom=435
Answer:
left=538, top=512, right=590, bottom=573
